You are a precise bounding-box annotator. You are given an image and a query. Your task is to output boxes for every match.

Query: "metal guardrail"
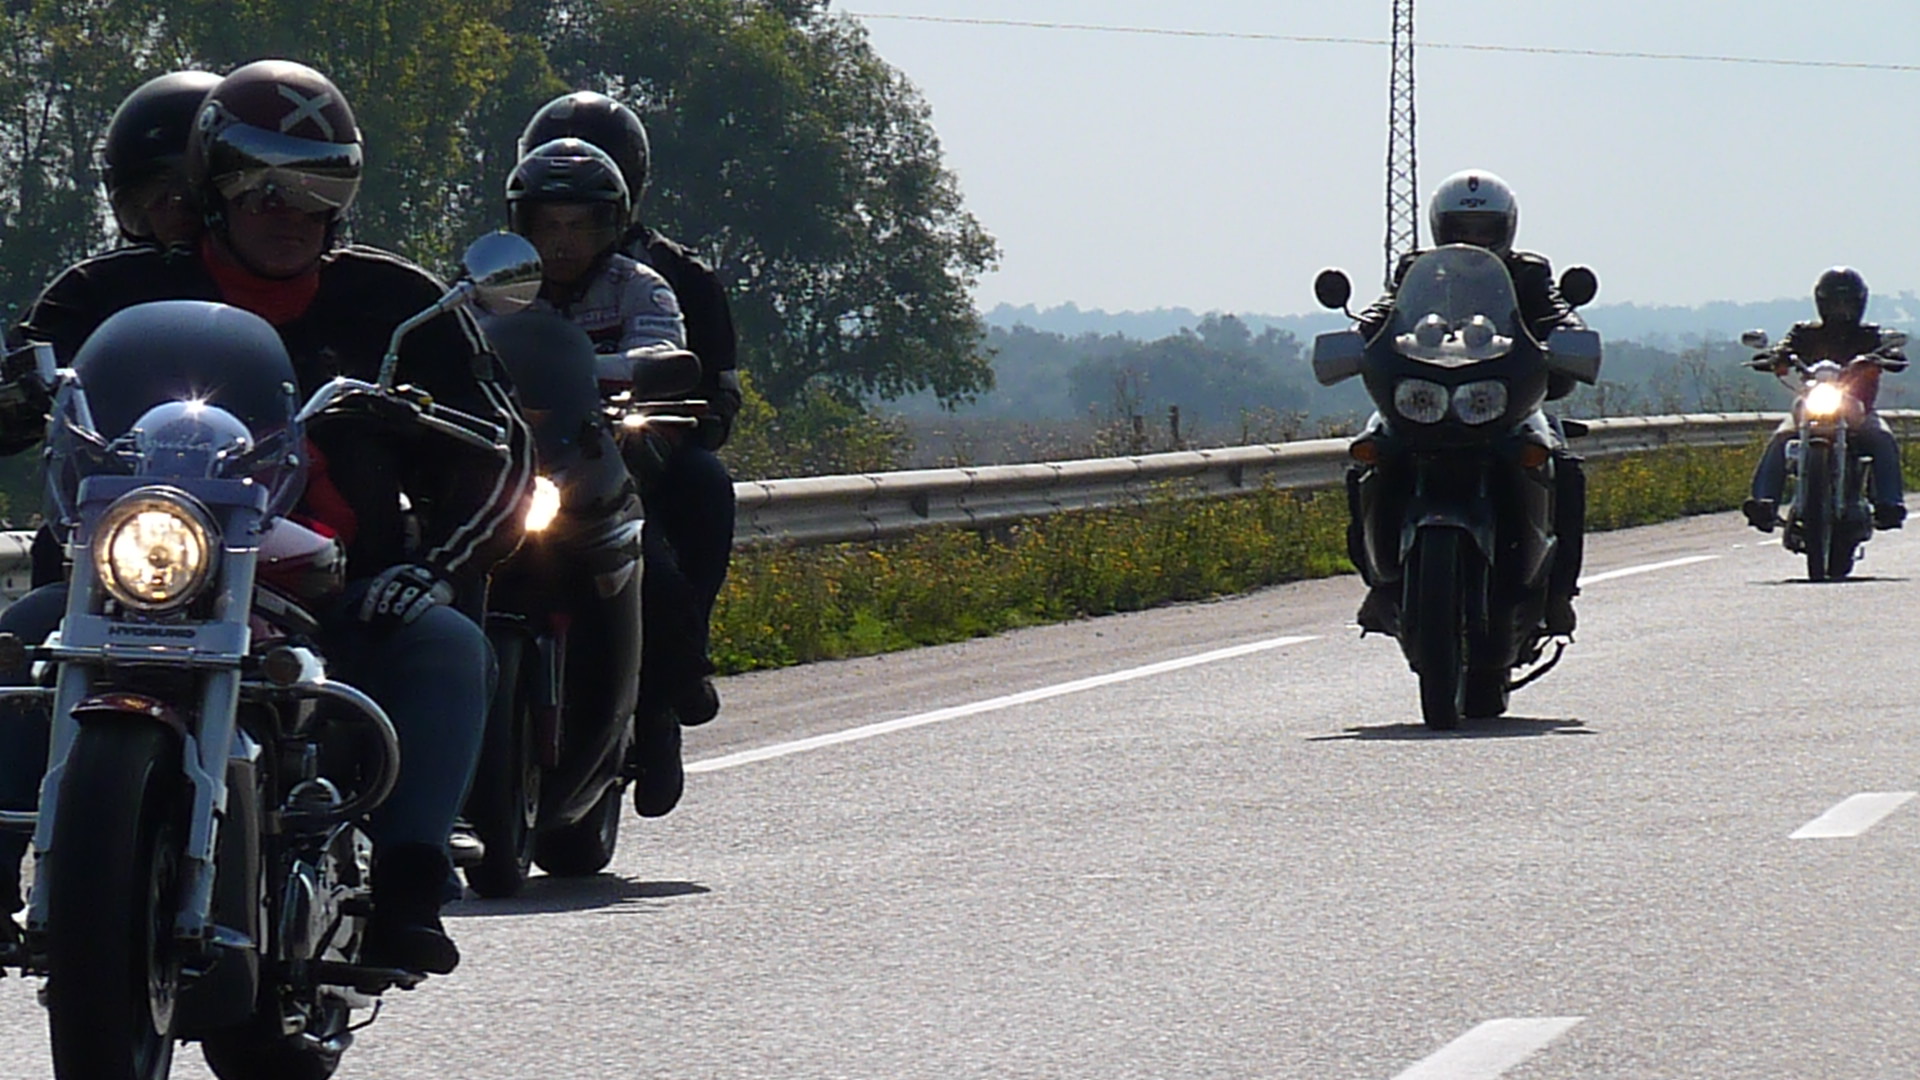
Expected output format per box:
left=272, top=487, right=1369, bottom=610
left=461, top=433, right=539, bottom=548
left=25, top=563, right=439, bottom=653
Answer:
left=733, top=411, right=1920, bottom=547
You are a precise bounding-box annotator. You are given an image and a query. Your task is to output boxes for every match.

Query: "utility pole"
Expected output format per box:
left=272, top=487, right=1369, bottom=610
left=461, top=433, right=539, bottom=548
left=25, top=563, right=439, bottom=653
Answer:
left=1384, top=0, right=1418, bottom=287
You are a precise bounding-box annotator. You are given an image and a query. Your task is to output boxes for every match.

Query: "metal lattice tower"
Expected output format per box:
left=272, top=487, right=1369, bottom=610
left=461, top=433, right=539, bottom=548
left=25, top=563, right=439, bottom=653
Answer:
left=1384, top=0, right=1418, bottom=286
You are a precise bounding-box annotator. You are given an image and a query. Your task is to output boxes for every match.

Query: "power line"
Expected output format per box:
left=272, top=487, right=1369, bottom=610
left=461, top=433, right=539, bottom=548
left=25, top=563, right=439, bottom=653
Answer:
left=844, top=12, right=1920, bottom=74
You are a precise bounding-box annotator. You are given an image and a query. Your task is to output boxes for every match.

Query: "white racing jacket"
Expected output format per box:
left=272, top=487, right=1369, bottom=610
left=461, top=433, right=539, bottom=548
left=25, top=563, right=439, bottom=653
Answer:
left=531, top=253, right=687, bottom=390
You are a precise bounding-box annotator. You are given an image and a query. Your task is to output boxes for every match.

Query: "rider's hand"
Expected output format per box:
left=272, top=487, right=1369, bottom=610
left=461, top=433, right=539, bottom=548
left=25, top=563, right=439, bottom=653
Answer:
left=355, top=562, right=454, bottom=628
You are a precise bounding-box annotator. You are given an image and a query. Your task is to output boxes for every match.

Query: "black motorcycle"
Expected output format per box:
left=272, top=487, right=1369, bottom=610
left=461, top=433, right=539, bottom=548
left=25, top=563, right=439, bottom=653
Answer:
left=1739, top=329, right=1908, bottom=581
left=461, top=313, right=701, bottom=898
left=1311, top=246, right=1601, bottom=729
left=0, top=235, right=538, bottom=1079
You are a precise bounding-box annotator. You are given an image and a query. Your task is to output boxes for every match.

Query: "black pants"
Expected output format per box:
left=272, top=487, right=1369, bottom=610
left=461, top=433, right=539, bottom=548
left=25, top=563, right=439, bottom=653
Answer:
left=638, top=443, right=735, bottom=709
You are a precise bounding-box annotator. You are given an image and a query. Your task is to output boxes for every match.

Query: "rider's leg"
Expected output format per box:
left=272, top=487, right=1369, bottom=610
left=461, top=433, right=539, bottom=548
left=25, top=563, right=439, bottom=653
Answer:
left=0, top=584, right=68, bottom=934
left=1859, top=415, right=1906, bottom=527
left=1745, top=426, right=1793, bottom=530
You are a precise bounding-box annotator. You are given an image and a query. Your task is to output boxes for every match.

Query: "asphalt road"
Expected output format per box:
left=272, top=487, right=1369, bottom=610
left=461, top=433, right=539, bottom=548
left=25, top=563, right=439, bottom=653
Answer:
left=2, top=507, right=1918, bottom=1079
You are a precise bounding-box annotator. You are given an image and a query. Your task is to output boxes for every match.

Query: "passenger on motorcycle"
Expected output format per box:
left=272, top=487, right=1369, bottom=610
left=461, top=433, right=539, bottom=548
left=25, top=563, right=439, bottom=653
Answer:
left=504, top=136, right=696, bottom=818
left=518, top=92, right=739, bottom=738
left=101, top=69, right=222, bottom=250
left=0, top=60, right=534, bottom=977
left=1742, top=267, right=1907, bottom=532
left=1352, top=169, right=1588, bottom=635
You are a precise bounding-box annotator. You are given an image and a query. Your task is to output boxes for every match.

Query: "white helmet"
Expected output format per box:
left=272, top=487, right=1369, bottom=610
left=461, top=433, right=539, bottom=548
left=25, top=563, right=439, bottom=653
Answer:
left=1428, top=169, right=1518, bottom=254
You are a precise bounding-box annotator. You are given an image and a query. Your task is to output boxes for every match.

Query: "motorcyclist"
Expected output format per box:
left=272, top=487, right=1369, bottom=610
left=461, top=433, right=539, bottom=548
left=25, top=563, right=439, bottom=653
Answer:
left=1351, top=169, right=1587, bottom=635
left=504, top=135, right=693, bottom=816
left=100, top=69, right=222, bottom=249
left=1741, top=267, right=1907, bottom=532
left=518, top=92, right=739, bottom=740
left=0, top=60, right=534, bottom=977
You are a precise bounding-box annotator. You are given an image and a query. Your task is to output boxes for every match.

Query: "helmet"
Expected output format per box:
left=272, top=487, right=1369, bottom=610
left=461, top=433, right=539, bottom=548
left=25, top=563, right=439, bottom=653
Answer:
left=187, top=59, right=363, bottom=222
left=1428, top=170, right=1518, bottom=254
left=1815, top=266, right=1869, bottom=327
left=518, top=92, right=650, bottom=220
left=505, top=137, right=631, bottom=238
left=102, top=70, right=221, bottom=241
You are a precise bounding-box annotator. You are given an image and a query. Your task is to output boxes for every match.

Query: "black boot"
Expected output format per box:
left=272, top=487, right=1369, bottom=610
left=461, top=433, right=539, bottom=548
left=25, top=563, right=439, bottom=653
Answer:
left=1874, top=502, right=1907, bottom=530
left=1743, top=497, right=1778, bottom=533
left=363, top=844, right=460, bottom=976
left=1355, top=585, right=1397, bottom=634
left=630, top=713, right=684, bottom=819
left=674, top=676, right=720, bottom=727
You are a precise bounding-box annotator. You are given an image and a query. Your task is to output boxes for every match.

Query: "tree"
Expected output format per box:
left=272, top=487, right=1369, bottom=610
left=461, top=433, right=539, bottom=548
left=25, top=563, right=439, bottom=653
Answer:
left=542, top=0, right=998, bottom=407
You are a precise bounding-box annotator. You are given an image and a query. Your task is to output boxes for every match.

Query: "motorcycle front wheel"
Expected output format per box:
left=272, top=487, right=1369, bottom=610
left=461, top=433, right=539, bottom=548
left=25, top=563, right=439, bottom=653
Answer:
left=45, top=721, right=184, bottom=1080
left=534, top=782, right=622, bottom=877
left=1410, top=530, right=1466, bottom=731
left=465, top=632, right=540, bottom=899
left=1800, top=443, right=1832, bottom=582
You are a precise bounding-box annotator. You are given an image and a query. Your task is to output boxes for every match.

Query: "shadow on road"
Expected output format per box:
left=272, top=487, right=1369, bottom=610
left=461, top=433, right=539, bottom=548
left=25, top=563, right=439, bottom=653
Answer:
left=448, top=875, right=711, bottom=919
left=1754, top=576, right=1909, bottom=586
left=1308, top=716, right=1591, bottom=741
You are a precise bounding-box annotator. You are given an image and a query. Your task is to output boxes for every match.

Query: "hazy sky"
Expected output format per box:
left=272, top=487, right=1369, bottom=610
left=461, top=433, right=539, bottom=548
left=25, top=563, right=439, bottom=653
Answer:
left=847, top=1, right=1920, bottom=315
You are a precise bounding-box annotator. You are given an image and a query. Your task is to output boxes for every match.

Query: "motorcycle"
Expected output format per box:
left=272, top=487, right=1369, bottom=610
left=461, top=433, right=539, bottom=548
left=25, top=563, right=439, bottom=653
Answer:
left=0, top=233, right=539, bottom=1080
left=460, top=310, right=701, bottom=898
left=1739, top=329, right=1909, bottom=581
left=1310, top=245, right=1602, bottom=729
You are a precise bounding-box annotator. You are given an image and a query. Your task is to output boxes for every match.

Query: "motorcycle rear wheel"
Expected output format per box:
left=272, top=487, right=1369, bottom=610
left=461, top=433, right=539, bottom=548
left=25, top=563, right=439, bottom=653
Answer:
left=534, top=782, right=622, bottom=877
left=45, top=721, right=183, bottom=1080
left=201, top=999, right=350, bottom=1080
left=1411, top=531, right=1466, bottom=731
left=1801, top=444, right=1832, bottom=582
left=465, top=633, right=539, bottom=899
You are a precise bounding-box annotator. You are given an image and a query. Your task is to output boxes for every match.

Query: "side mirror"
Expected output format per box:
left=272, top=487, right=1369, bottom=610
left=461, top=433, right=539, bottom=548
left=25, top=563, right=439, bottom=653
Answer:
left=1558, top=266, right=1598, bottom=309
left=461, top=232, right=542, bottom=315
left=1882, top=330, right=1909, bottom=351
left=1739, top=329, right=1771, bottom=351
left=1311, top=329, right=1365, bottom=386
left=1544, top=328, right=1602, bottom=385
left=1313, top=268, right=1353, bottom=312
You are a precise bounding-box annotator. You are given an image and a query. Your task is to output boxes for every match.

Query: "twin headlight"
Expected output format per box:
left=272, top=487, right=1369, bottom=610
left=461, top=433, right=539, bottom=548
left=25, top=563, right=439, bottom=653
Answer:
left=92, top=489, right=219, bottom=613
left=1393, top=378, right=1509, bottom=425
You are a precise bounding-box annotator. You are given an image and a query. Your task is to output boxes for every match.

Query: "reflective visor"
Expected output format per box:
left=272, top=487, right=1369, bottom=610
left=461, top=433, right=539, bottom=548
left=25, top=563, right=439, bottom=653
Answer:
left=206, top=121, right=362, bottom=214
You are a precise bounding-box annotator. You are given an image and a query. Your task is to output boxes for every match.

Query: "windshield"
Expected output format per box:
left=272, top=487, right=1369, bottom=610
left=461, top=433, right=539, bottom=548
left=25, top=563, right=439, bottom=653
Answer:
left=1386, top=245, right=1526, bottom=369
left=47, top=301, right=303, bottom=523
left=479, top=311, right=602, bottom=469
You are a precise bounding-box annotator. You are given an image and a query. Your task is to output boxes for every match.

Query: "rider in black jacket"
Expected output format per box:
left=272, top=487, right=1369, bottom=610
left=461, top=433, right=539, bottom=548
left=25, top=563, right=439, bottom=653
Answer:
left=1351, top=170, right=1588, bottom=635
left=1, top=61, right=532, bottom=976
left=1743, top=267, right=1908, bottom=531
left=518, top=92, right=739, bottom=752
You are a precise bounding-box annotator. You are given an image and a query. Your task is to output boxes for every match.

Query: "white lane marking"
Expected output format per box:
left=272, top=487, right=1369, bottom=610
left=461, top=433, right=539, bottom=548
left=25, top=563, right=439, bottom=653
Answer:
left=1790, top=792, right=1917, bottom=839
left=1392, top=1017, right=1584, bottom=1080
left=1577, top=554, right=1719, bottom=587
left=688, top=634, right=1319, bottom=773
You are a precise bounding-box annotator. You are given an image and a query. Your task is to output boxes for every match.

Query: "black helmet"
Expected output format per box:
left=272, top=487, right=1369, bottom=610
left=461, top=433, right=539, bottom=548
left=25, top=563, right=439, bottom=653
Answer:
left=102, top=70, right=221, bottom=241
left=1815, top=267, right=1869, bottom=327
left=518, top=92, right=650, bottom=220
left=187, top=59, right=363, bottom=222
left=505, top=137, right=631, bottom=238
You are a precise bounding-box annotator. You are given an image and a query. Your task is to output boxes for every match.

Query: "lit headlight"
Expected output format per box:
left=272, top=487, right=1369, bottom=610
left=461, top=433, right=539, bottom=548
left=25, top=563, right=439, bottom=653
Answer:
left=1451, top=380, right=1509, bottom=425
left=525, top=475, right=562, bottom=532
left=1805, top=382, right=1845, bottom=419
left=1393, top=379, right=1450, bottom=424
left=92, top=489, right=218, bottom=613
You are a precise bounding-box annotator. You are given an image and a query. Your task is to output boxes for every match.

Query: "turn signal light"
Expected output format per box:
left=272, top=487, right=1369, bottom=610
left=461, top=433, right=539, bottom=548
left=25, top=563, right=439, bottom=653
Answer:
left=1518, top=443, right=1551, bottom=469
left=1349, top=439, right=1382, bottom=465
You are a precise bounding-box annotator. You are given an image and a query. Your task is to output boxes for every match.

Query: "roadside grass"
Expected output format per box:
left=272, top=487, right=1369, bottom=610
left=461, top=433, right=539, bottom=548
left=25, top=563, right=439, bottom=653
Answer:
left=711, top=441, right=1915, bottom=674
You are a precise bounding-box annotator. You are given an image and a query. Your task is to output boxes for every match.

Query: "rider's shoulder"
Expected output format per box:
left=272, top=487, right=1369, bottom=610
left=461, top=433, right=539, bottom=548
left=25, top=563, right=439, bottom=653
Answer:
left=322, top=244, right=447, bottom=299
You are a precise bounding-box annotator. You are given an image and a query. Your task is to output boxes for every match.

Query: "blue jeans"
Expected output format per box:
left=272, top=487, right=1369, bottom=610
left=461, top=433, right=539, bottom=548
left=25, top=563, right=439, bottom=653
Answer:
left=0, top=579, right=491, bottom=904
left=1751, top=416, right=1904, bottom=508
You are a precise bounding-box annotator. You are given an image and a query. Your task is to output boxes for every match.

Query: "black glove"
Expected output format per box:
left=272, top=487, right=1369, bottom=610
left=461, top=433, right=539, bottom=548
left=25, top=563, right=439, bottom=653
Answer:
left=355, top=563, right=454, bottom=628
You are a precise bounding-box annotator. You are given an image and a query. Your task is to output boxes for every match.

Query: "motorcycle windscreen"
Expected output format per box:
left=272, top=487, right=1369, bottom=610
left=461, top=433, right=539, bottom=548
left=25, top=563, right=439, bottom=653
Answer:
left=478, top=311, right=602, bottom=469
left=1387, top=245, right=1526, bottom=369
left=50, top=300, right=302, bottom=518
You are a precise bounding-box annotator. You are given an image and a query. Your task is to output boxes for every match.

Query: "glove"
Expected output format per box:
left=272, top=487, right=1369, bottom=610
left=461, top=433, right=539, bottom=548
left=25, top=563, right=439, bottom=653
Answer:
left=355, top=563, right=454, bottom=628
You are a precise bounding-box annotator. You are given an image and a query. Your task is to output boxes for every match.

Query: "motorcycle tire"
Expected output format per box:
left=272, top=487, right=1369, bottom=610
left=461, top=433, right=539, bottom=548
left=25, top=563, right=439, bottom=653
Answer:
left=45, top=721, right=183, bottom=1080
left=1411, top=530, right=1466, bottom=731
left=201, top=999, right=350, bottom=1080
left=1464, top=665, right=1510, bottom=719
left=534, top=782, right=622, bottom=877
left=465, top=633, right=539, bottom=899
left=1801, top=443, right=1832, bottom=582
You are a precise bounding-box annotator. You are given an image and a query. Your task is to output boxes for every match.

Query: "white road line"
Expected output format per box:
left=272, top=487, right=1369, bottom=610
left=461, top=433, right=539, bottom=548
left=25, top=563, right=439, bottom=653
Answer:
left=688, top=634, right=1319, bottom=773
left=1577, top=554, right=1719, bottom=587
left=1790, top=792, right=1917, bottom=839
left=1391, top=1017, right=1585, bottom=1080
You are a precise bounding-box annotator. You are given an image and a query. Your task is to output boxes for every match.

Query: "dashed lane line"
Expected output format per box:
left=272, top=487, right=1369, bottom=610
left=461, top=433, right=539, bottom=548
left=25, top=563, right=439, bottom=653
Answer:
left=687, top=634, right=1320, bottom=774
left=1391, top=1017, right=1585, bottom=1080
left=1789, top=792, right=1917, bottom=839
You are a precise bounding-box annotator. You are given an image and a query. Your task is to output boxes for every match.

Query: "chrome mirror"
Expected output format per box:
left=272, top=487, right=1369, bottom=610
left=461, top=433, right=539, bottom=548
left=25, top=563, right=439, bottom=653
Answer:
left=1739, top=329, right=1770, bottom=351
left=461, top=232, right=542, bottom=315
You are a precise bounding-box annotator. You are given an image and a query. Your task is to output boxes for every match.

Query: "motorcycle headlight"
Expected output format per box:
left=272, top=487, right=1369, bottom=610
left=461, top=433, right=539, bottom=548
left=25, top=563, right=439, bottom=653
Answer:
left=1393, top=378, right=1450, bottom=424
left=92, top=488, right=219, bottom=613
left=525, top=475, right=562, bottom=533
left=1805, top=382, right=1845, bottom=419
left=1451, top=380, right=1509, bottom=425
